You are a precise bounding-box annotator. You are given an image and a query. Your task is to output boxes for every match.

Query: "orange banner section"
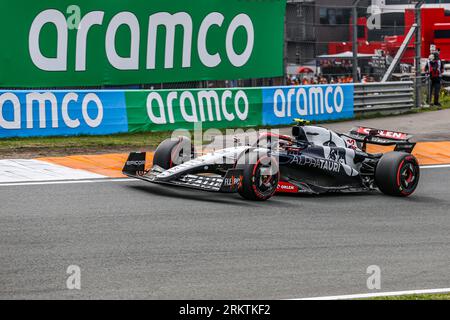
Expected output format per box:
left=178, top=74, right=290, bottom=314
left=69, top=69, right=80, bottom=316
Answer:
left=39, top=141, right=450, bottom=178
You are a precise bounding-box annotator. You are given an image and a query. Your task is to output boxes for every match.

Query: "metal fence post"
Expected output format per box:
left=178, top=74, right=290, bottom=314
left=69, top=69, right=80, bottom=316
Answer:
left=352, top=0, right=361, bottom=83
left=415, top=1, right=425, bottom=108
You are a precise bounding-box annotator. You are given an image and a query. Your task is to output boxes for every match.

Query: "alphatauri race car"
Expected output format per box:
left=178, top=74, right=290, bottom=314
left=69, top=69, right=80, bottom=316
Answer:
left=123, top=120, right=420, bottom=201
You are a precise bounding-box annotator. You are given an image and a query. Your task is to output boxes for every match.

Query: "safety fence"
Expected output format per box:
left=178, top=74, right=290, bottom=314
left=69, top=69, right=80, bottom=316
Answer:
left=0, top=82, right=415, bottom=138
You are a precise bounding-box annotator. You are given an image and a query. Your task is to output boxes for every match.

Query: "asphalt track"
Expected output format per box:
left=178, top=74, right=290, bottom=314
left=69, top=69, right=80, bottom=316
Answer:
left=1, top=166, right=449, bottom=299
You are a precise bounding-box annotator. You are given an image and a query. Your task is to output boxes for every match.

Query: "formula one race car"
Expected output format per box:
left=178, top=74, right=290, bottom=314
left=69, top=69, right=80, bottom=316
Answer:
left=123, top=120, right=420, bottom=201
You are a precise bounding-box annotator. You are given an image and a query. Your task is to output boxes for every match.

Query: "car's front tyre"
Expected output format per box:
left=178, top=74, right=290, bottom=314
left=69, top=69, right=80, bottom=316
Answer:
left=236, top=151, right=279, bottom=201
left=153, top=137, right=192, bottom=170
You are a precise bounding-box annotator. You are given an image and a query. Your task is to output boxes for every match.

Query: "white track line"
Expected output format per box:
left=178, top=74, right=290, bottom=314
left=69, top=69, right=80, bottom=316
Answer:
left=421, top=164, right=450, bottom=169
left=292, top=288, right=450, bottom=300
left=0, top=178, right=136, bottom=187
left=0, top=163, right=448, bottom=187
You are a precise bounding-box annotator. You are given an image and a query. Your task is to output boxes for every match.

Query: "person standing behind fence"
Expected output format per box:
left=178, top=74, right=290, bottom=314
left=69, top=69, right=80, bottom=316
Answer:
left=425, top=53, right=444, bottom=108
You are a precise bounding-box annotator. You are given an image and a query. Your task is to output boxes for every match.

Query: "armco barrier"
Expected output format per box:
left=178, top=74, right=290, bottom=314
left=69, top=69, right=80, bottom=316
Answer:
left=354, top=81, right=414, bottom=112
left=0, top=82, right=414, bottom=138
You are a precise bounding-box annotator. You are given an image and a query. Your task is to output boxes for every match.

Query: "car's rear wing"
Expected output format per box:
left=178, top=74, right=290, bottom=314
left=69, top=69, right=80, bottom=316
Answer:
left=346, top=127, right=416, bottom=153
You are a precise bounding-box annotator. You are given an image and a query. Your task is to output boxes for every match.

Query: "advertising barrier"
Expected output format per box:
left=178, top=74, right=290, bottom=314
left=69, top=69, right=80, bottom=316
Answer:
left=0, top=0, right=286, bottom=88
left=0, top=84, right=355, bottom=138
left=262, top=84, right=354, bottom=126
left=125, top=88, right=263, bottom=132
left=0, top=90, right=128, bottom=138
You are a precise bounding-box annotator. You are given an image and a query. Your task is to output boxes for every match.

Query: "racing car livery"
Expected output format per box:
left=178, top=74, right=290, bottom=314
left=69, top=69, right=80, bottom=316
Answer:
left=123, top=121, right=420, bottom=201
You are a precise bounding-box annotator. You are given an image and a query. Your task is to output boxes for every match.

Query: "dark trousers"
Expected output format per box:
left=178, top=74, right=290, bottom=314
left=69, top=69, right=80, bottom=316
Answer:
left=429, top=78, right=442, bottom=105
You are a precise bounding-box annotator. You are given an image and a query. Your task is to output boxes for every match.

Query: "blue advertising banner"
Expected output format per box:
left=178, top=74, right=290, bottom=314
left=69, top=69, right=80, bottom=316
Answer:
left=262, top=84, right=354, bottom=126
left=0, top=90, right=128, bottom=138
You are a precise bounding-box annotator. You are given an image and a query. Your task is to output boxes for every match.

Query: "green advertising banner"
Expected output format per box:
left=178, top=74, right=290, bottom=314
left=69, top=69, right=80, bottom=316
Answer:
left=0, top=0, right=286, bottom=88
left=125, top=88, right=263, bottom=132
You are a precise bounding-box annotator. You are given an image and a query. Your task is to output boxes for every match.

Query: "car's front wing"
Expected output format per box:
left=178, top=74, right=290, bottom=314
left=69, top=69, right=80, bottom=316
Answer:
left=124, top=167, right=244, bottom=193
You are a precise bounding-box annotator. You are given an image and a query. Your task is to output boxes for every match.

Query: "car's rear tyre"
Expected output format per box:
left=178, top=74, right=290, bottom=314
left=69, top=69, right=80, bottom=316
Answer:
left=236, top=152, right=279, bottom=201
left=375, top=152, right=420, bottom=197
left=153, top=137, right=192, bottom=170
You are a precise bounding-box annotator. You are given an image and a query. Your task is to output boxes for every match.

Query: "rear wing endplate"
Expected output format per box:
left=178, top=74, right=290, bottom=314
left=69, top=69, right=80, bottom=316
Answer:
left=346, top=127, right=416, bottom=153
